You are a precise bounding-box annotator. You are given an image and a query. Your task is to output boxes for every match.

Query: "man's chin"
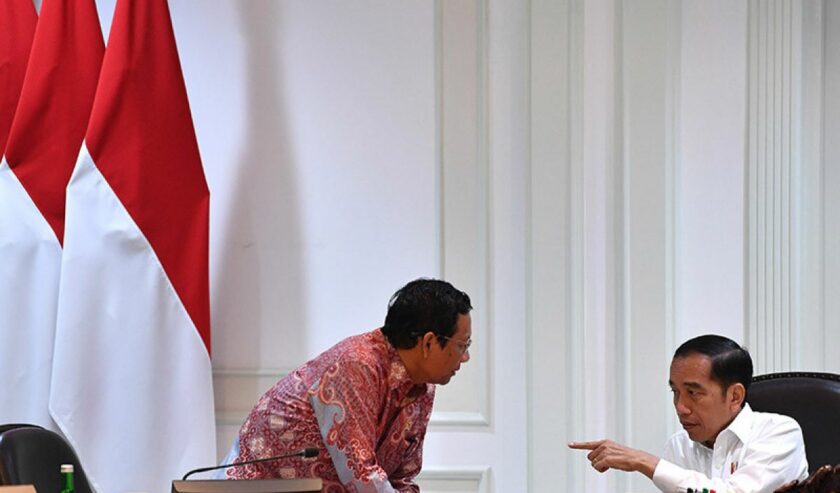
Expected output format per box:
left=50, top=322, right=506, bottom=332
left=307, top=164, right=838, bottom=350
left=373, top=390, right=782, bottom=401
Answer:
left=685, top=429, right=708, bottom=444
left=436, top=374, right=454, bottom=385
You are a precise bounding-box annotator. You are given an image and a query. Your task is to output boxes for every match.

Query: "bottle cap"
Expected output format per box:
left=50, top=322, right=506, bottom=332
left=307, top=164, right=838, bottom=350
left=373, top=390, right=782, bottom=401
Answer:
left=60, top=464, right=74, bottom=473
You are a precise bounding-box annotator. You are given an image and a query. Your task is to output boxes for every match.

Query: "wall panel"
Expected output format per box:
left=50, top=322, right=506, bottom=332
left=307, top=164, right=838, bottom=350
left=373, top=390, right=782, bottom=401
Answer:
left=823, top=1, right=840, bottom=374
left=621, top=1, right=676, bottom=491
left=416, top=467, right=489, bottom=493
left=435, top=0, right=491, bottom=427
left=747, top=0, right=802, bottom=373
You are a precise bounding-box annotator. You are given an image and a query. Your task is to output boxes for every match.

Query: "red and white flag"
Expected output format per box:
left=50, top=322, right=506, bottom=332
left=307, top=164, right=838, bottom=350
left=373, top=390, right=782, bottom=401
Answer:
left=49, top=0, right=216, bottom=491
left=0, top=0, right=47, bottom=427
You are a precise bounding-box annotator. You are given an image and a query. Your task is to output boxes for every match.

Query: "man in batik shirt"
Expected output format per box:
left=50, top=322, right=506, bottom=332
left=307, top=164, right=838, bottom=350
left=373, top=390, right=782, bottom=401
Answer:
left=228, top=278, right=473, bottom=492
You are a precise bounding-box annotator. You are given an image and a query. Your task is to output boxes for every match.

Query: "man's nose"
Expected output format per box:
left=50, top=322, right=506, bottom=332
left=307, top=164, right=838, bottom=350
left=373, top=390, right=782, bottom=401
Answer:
left=675, top=397, right=691, bottom=415
left=460, top=349, right=470, bottom=363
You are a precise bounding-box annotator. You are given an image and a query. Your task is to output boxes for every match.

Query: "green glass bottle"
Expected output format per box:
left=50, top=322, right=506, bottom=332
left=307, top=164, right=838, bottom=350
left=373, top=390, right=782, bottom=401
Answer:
left=60, top=464, right=74, bottom=493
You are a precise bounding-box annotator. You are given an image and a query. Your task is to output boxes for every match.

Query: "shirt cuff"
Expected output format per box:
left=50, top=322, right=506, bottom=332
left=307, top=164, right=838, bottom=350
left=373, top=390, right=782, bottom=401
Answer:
left=652, top=459, right=684, bottom=493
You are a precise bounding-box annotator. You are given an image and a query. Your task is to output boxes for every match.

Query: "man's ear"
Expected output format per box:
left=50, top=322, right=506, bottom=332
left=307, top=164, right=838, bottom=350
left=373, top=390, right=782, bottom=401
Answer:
left=729, top=382, right=746, bottom=409
left=421, top=331, right=435, bottom=357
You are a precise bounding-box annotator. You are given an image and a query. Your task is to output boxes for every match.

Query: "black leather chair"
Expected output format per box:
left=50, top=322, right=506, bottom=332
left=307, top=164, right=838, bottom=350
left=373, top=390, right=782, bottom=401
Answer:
left=0, top=426, right=93, bottom=493
left=0, top=424, right=41, bottom=436
left=748, top=372, right=840, bottom=474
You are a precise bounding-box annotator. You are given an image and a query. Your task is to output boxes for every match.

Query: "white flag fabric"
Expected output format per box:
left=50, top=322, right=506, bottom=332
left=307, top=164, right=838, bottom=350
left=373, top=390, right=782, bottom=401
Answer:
left=0, top=0, right=103, bottom=433
left=50, top=0, right=216, bottom=491
left=0, top=0, right=46, bottom=428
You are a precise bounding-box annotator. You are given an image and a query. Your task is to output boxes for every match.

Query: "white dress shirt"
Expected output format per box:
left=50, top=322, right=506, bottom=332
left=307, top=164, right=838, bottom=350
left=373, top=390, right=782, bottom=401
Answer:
left=652, top=404, right=808, bottom=493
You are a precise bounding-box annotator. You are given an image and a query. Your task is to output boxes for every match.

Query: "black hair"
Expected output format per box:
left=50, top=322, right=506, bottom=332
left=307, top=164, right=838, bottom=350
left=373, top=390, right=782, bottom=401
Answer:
left=381, top=278, right=472, bottom=349
left=673, top=334, right=753, bottom=405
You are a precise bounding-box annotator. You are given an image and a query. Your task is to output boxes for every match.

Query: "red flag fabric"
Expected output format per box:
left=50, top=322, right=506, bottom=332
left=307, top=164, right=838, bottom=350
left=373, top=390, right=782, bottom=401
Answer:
left=0, top=0, right=36, bottom=155
left=5, top=0, right=104, bottom=242
left=85, top=0, right=212, bottom=347
left=50, top=0, right=216, bottom=491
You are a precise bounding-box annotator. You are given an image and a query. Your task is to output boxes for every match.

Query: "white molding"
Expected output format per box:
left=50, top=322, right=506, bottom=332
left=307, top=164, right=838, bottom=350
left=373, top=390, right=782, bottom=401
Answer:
left=616, top=1, right=630, bottom=490
left=215, top=412, right=250, bottom=427
left=528, top=0, right=576, bottom=491
left=434, top=0, right=444, bottom=278
left=567, top=0, right=586, bottom=488
left=429, top=411, right=489, bottom=427
left=664, top=0, right=682, bottom=441
left=416, top=466, right=490, bottom=493
left=798, top=0, right=826, bottom=371
left=824, top=0, right=840, bottom=373
left=618, top=2, right=675, bottom=491
left=746, top=0, right=803, bottom=373
left=212, top=367, right=292, bottom=427
left=436, top=0, right=492, bottom=430
left=212, top=367, right=292, bottom=378
left=789, top=0, right=804, bottom=371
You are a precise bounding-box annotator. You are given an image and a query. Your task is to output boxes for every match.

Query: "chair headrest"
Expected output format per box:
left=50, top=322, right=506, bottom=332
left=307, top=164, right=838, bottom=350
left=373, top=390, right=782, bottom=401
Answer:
left=0, top=427, right=92, bottom=493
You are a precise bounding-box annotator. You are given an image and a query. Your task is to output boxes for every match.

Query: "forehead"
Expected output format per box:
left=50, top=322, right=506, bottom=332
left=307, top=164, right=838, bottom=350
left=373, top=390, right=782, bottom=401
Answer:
left=670, top=353, right=714, bottom=385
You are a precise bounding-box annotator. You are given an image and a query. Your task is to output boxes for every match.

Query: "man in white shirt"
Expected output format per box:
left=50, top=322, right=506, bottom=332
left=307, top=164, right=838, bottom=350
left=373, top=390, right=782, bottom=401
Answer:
left=569, top=335, right=809, bottom=493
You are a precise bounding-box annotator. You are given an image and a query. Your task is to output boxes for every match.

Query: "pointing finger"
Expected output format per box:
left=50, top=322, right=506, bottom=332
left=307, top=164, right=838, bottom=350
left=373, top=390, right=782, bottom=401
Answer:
left=568, top=440, right=604, bottom=450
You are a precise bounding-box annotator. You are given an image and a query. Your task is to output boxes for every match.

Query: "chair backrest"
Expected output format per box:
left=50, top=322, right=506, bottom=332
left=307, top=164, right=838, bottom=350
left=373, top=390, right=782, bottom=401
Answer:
left=0, top=426, right=93, bottom=493
left=0, top=425, right=41, bottom=436
left=747, top=372, right=840, bottom=474
left=774, top=464, right=840, bottom=493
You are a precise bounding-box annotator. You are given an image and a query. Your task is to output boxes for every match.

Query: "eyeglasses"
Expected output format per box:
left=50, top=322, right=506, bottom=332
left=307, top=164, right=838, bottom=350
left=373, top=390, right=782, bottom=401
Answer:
left=436, top=334, right=472, bottom=354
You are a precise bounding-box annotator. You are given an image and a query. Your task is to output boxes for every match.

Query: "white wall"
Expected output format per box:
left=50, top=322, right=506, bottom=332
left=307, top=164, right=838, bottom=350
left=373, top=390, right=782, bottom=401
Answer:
left=678, top=0, right=747, bottom=342
left=167, top=1, right=528, bottom=492
left=824, top=1, right=840, bottom=374
left=84, top=1, right=840, bottom=491
left=530, top=0, right=839, bottom=492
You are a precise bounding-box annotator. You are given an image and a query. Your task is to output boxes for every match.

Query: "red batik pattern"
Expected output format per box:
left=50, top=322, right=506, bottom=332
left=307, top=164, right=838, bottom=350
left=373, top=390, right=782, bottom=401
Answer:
left=230, top=330, right=434, bottom=492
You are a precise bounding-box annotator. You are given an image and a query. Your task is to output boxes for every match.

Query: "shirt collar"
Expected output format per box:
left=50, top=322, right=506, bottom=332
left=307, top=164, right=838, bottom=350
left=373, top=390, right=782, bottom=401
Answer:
left=693, top=403, right=754, bottom=451
left=373, top=329, right=426, bottom=397
left=700, top=403, right=754, bottom=452
left=724, top=402, right=754, bottom=444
